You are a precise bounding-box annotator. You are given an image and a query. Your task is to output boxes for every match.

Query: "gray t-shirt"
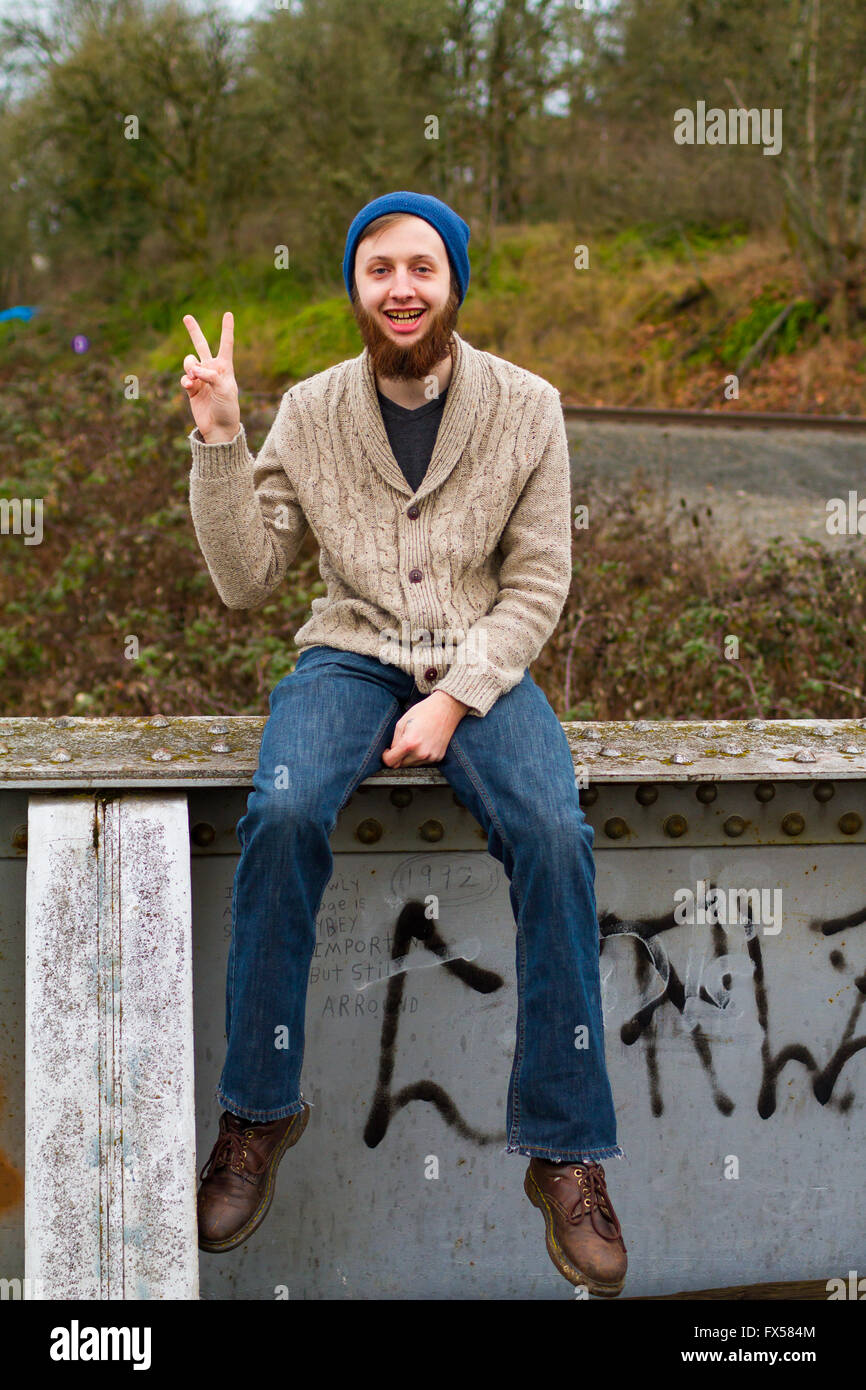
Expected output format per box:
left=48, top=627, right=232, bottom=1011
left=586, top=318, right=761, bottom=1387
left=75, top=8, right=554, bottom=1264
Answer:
left=376, top=385, right=449, bottom=494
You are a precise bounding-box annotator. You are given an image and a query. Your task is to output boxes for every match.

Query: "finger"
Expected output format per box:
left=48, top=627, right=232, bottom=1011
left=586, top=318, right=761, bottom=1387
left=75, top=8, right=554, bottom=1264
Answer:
left=217, top=310, right=234, bottom=363
left=182, top=314, right=213, bottom=362
left=188, top=363, right=219, bottom=381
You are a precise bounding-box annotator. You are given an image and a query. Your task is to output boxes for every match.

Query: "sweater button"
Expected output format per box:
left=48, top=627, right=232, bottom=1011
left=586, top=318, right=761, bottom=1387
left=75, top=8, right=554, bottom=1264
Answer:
left=407, top=504, right=420, bottom=519
left=424, top=666, right=437, bottom=681
left=409, top=568, right=422, bottom=583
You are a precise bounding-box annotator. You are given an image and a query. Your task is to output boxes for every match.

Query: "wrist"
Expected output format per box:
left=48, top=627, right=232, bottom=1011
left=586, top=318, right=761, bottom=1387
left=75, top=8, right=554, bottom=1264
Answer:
left=432, top=690, right=469, bottom=718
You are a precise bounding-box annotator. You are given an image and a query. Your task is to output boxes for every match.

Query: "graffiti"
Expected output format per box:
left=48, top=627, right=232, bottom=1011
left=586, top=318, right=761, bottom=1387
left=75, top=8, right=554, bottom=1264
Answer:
left=600, top=884, right=866, bottom=1118
left=363, top=900, right=505, bottom=1148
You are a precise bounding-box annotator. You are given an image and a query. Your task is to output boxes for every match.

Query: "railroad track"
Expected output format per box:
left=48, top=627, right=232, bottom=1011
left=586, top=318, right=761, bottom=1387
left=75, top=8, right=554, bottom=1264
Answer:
left=561, top=404, right=866, bottom=433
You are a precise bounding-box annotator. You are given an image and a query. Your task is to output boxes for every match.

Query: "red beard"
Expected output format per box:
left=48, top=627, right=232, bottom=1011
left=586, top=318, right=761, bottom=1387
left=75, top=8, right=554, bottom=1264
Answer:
left=351, top=282, right=460, bottom=382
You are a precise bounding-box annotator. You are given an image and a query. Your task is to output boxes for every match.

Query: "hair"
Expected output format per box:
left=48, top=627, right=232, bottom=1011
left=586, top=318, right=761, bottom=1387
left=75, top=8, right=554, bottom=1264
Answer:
left=352, top=212, right=455, bottom=298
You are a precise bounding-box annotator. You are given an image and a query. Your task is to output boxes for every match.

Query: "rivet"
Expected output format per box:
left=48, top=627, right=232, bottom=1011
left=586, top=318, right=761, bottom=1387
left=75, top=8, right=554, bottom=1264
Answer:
left=50, top=748, right=72, bottom=762
left=53, top=717, right=73, bottom=727
left=191, top=822, right=216, bottom=847
left=635, top=784, right=658, bottom=806
left=633, top=721, right=652, bottom=733
left=580, top=786, right=599, bottom=807
left=841, top=744, right=861, bottom=754
left=604, top=817, right=629, bottom=840
left=208, top=723, right=229, bottom=734
left=151, top=748, right=172, bottom=761
left=781, top=813, right=805, bottom=837
left=723, top=816, right=747, bottom=837
left=746, top=719, right=764, bottom=731
left=671, top=752, right=690, bottom=764
left=838, top=812, right=863, bottom=836
left=793, top=749, right=817, bottom=763
left=11, top=825, right=27, bottom=851
left=663, top=814, right=688, bottom=838
left=580, top=728, right=601, bottom=741
left=600, top=746, right=621, bottom=758
left=813, top=782, right=835, bottom=803
left=355, top=818, right=383, bottom=844
left=0, top=744, right=8, bottom=755
left=754, top=782, right=775, bottom=803
left=721, top=743, right=744, bottom=755
left=419, top=819, right=445, bottom=842
left=696, top=783, right=718, bottom=804
left=390, top=788, right=413, bottom=809
left=210, top=742, right=230, bottom=753
left=151, top=717, right=169, bottom=727
left=701, top=725, right=715, bottom=737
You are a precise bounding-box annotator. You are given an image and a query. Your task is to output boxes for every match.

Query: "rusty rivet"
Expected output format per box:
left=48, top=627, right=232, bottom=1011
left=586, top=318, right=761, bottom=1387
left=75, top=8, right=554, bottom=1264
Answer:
left=580, top=785, right=599, bottom=806
left=635, top=784, right=658, bottom=806
left=419, top=819, right=445, bottom=842
left=813, top=781, right=835, bottom=803
left=754, top=782, right=775, bottom=803
left=663, top=814, right=688, bottom=838
left=838, top=812, right=863, bottom=836
left=723, top=816, right=747, bottom=837
left=355, top=818, right=383, bottom=844
left=11, top=824, right=27, bottom=851
left=604, top=817, right=629, bottom=840
left=781, top=813, right=805, bottom=837
left=390, top=788, right=413, bottom=809
left=696, top=783, right=718, bottom=804
left=191, top=822, right=216, bottom=847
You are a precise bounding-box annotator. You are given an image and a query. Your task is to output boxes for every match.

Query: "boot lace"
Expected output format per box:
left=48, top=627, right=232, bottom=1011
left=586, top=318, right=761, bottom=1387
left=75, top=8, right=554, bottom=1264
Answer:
left=554, top=1164, right=623, bottom=1242
left=199, top=1115, right=260, bottom=1182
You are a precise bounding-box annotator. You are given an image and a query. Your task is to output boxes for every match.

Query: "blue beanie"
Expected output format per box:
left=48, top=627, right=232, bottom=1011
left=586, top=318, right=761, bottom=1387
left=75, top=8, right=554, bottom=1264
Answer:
left=343, top=191, right=471, bottom=306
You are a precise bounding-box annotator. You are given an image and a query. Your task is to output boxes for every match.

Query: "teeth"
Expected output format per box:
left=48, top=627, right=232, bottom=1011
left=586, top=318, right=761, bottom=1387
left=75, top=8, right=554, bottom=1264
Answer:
left=385, top=309, right=424, bottom=320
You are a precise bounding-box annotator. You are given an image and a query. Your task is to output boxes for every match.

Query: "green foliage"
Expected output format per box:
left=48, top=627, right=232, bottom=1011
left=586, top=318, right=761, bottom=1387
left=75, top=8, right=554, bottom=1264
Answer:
left=720, top=296, right=828, bottom=364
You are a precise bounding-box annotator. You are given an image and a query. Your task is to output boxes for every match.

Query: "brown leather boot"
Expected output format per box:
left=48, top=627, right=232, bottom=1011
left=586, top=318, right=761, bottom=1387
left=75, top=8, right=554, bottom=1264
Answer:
left=197, top=1103, right=310, bottom=1253
left=524, top=1158, right=627, bottom=1296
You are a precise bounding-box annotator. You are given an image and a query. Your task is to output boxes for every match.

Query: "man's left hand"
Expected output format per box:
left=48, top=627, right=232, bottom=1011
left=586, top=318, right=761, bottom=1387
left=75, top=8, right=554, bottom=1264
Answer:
left=381, top=691, right=469, bottom=768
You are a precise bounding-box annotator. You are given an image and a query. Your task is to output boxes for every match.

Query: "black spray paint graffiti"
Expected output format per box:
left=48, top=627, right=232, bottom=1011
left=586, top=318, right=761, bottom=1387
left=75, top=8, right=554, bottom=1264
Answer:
left=600, top=886, right=866, bottom=1118
left=363, top=900, right=505, bottom=1149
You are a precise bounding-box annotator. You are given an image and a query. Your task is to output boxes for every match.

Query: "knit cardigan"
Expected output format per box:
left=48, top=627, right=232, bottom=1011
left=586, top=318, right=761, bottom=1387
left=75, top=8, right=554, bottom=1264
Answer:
left=187, top=330, right=573, bottom=719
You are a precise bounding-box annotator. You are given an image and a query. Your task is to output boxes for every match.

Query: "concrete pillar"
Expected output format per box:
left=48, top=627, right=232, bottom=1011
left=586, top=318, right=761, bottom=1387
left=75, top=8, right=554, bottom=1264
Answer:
left=24, top=793, right=198, bottom=1299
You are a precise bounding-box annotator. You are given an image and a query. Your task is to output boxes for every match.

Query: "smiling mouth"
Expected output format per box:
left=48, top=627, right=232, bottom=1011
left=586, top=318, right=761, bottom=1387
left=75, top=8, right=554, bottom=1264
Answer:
left=383, top=308, right=427, bottom=323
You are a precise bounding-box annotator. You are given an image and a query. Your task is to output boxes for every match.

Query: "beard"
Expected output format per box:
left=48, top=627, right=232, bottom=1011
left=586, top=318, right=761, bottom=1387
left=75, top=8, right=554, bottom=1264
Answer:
left=351, top=280, right=460, bottom=382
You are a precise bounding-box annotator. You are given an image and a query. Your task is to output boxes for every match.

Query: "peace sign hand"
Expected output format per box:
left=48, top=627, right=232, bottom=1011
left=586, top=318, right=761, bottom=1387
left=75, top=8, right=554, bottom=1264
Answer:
left=180, top=311, right=241, bottom=443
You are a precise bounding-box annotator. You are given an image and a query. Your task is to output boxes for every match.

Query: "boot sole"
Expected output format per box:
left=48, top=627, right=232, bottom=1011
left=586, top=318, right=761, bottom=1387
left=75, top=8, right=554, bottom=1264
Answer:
left=198, top=1102, right=311, bottom=1254
left=524, top=1169, right=625, bottom=1297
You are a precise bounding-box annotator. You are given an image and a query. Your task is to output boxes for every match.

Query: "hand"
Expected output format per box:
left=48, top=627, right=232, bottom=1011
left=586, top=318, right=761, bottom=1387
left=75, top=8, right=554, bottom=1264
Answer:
left=381, top=692, right=469, bottom=768
left=180, top=310, right=241, bottom=441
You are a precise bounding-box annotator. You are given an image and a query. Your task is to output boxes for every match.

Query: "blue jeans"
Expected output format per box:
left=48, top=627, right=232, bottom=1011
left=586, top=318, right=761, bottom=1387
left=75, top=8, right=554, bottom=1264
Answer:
left=217, top=644, right=624, bottom=1163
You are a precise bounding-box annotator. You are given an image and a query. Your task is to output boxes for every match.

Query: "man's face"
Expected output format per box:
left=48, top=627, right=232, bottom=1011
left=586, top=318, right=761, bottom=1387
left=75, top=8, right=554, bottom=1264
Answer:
left=351, top=215, right=460, bottom=382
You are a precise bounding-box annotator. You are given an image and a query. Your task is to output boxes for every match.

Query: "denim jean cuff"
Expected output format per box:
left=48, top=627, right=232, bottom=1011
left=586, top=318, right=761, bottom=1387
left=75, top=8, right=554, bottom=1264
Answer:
left=216, top=1086, right=308, bottom=1122
left=504, top=1142, right=626, bottom=1162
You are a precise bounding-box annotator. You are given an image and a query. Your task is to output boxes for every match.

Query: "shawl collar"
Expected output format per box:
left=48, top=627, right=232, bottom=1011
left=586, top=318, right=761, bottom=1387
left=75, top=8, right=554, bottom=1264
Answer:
left=346, top=330, right=483, bottom=501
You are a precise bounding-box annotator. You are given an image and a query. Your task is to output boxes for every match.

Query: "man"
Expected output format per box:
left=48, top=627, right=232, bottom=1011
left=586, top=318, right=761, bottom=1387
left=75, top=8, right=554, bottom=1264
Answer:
left=182, top=190, right=627, bottom=1296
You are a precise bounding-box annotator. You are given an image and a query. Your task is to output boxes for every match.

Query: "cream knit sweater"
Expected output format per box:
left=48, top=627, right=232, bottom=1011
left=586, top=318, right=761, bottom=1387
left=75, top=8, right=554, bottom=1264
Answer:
left=188, top=330, right=573, bottom=718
